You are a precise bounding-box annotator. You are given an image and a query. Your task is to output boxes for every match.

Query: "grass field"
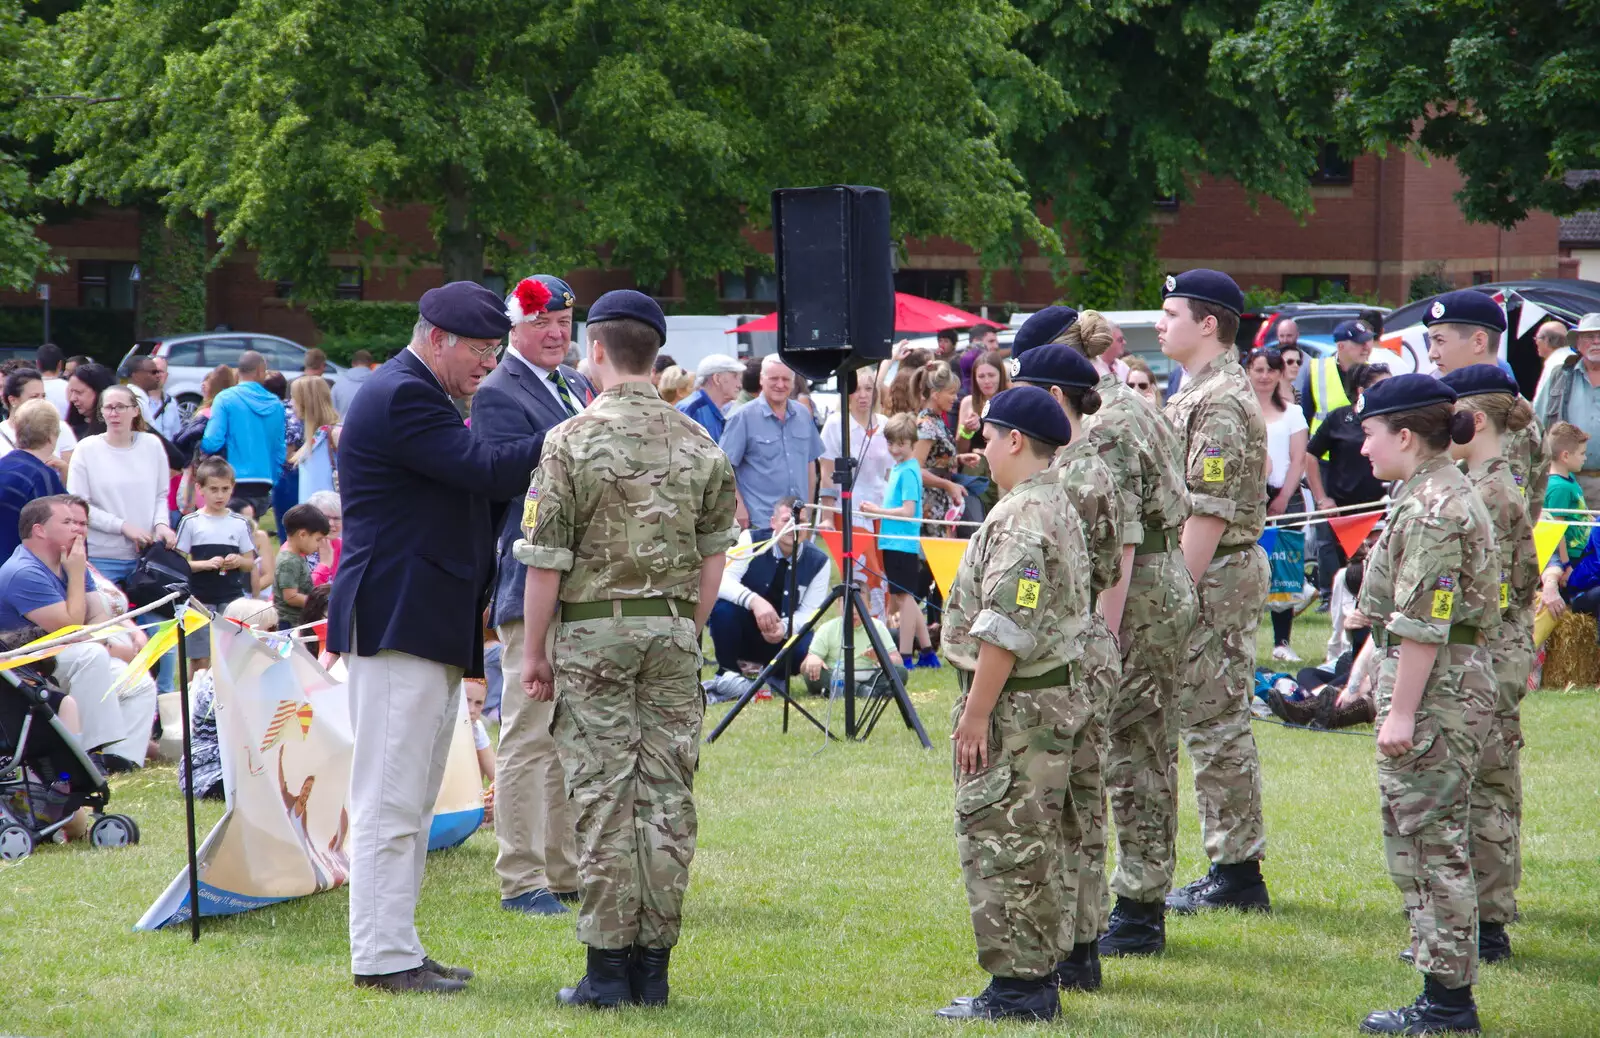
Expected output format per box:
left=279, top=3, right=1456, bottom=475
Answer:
left=3, top=613, right=1598, bottom=1036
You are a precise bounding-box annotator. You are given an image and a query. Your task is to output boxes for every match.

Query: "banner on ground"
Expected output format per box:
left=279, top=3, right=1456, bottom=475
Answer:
left=137, top=624, right=484, bottom=931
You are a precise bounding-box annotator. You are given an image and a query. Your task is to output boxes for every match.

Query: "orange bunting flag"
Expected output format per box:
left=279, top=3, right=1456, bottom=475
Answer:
left=818, top=528, right=844, bottom=571
left=920, top=537, right=969, bottom=599
left=1329, top=510, right=1383, bottom=559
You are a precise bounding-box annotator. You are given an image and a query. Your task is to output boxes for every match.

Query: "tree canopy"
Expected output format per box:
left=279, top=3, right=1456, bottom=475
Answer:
left=0, top=1, right=57, bottom=291
left=1227, top=0, right=1600, bottom=226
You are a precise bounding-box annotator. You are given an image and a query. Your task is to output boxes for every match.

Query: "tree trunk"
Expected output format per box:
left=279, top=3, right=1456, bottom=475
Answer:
left=136, top=201, right=207, bottom=339
left=438, top=166, right=485, bottom=284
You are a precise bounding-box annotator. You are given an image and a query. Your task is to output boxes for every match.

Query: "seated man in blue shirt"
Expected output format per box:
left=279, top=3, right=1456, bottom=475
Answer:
left=677, top=353, right=745, bottom=444
left=706, top=497, right=830, bottom=693
left=718, top=356, right=825, bottom=529
left=0, top=494, right=154, bottom=769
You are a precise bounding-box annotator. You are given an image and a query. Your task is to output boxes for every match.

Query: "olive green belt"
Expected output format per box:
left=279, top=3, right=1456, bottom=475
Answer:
left=560, top=598, right=693, bottom=622
left=1213, top=540, right=1258, bottom=559
left=1135, top=526, right=1181, bottom=556
left=957, top=663, right=1071, bottom=695
left=1370, top=623, right=1481, bottom=649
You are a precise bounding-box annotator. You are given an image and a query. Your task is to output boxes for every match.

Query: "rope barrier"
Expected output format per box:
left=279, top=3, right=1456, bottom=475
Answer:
left=0, top=590, right=182, bottom=662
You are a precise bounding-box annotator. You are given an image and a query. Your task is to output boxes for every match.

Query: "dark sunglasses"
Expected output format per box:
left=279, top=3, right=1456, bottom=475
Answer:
left=1127, top=379, right=1152, bottom=389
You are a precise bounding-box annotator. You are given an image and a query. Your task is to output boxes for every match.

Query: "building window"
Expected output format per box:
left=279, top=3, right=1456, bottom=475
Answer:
left=335, top=267, right=364, bottom=301
left=719, top=267, right=778, bottom=302
left=895, top=270, right=963, bottom=304
left=1282, top=274, right=1350, bottom=298
left=78, top=260, right=138, bottom=310
left=1310, top=143, right=1353, bottom=186
left=1472, top=270, right=1494, bottom=285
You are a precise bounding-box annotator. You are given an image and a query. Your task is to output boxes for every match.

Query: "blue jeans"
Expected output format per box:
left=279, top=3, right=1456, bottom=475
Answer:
left=706, top=599, right=813, bottom=678
left=91, top=555, right=177, bottom=694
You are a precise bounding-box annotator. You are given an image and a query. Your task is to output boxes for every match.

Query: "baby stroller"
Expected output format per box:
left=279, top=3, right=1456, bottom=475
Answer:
left=0, top=660, right=141, bottom=861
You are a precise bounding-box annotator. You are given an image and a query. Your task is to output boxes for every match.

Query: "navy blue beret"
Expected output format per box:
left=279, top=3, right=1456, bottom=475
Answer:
left=1163, top=268, right=1244, bottom=316
left=419, top=281, right=512, bottom=339
left=1011, top=305, right=1079, bottom=357
left=1332, top=319, right=1375, bottom=344
left=587, top=289, right=667, bottom=344
left=1009, top=342, right=1099, bottom=390
left=1422, top=290, right=1507, bottom=334
left=506, top=274, right=577, bottom=323
left=1438, top=363, right=1519, bottom=400
left=1354, top=373, right=1457, bottom=420
left=981, top=385, right=1073, bottom=448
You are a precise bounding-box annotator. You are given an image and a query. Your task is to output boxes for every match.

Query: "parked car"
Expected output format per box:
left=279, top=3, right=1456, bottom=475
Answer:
left=117, top=333, right=343, bottom=420
left=1248, top=302, right=1390, bottom=351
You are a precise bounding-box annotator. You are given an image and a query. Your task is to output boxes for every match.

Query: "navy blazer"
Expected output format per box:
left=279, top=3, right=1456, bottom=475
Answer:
left=473, top=355, right=594, bottom=628
left=327, top=349, right=544, bottom=675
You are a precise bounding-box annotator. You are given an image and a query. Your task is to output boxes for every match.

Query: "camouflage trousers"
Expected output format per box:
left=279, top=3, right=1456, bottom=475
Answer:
left=553, top=615, right=704, bottom=950
left=1105, top=549, right=1198, bottom=903
left=1471, top=628, right=1531, bottom=926
left=1177, top=546, right=1268, bottom=865
left=1065, top=621, right=1120, bottom=946
left=953, top=674, right=1094, bottom=979
left=1375, top=643, right=1495, bottom=989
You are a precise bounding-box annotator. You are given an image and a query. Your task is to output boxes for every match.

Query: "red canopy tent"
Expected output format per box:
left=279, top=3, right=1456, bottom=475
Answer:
left=727, top=293, right=1003, bottom=335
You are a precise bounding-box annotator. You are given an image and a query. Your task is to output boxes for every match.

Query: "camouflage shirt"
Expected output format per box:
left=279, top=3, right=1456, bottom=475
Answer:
left=1502, top=417, right=1548, bottom=521
left=1050, top=438, right=1130, bottom=597
left=942, top=469, right=1093, bottom=678
left=1083, top=374, right=1190, bottom=546
left=1466, top=454, right=1538, bottom=637
left=514, top=380, right=740, bottom=601
left=1359, top=453, right=1501, bottom=645
left=1164, top=349, right=1268, bottom=547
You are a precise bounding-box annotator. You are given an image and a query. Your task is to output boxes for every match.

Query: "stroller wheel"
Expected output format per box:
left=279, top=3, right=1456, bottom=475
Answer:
left=90, top=814, right=138, bottom=848
left=0, top=822, right=35, bottom=861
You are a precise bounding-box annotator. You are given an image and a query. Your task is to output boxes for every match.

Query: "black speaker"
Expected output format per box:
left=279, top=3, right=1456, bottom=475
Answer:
left=771, top=185, right=894, bottom=379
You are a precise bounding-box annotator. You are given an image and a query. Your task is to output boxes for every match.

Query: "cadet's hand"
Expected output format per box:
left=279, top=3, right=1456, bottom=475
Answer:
left=1377, top=711, right=1415, bottom=758
left=951, top=708, right=991, bottom=775
left=523, top=652, right=555, bottom=702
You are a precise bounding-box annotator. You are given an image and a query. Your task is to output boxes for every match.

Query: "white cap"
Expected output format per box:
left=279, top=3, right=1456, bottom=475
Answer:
left=696, top=353, right=745, bottom=379
left=1567, top=313, right=1600, bottom=345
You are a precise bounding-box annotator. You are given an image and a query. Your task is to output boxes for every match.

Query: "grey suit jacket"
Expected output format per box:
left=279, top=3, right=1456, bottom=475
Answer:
left=474, top=355, right=595, bottom=628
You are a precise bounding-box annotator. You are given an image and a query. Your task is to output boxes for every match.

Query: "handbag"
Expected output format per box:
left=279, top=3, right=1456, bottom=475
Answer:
left=123, top=542, right=192, bottom=610
left=172, top=411, right=211, bottom=462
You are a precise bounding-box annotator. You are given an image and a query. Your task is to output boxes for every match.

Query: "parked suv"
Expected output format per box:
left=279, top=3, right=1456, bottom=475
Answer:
left=118, top=333, right=342, bottom=420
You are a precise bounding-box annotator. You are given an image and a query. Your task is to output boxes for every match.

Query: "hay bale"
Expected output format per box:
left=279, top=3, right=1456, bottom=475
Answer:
left=1541, top=611, right=1600, bottom=690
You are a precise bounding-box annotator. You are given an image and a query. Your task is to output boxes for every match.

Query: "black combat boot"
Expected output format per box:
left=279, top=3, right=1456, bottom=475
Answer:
left=1360, top=977, right=1480, bottom=1034
left=629, top=945, right=671, bottom=1007
left=1098, top=897, right=1166, bottom=957
left=1266, top=688, right=1320, bottom=726
left=557, top=946, right=635, bottom=1008
left=1053, top=941, right=1102, bottom=992
left=935, top=976, right=1058, bottom=1021
left=1166, top=861, right=1271, bottom=915
left=1477, top=922, right=1511, bottom=964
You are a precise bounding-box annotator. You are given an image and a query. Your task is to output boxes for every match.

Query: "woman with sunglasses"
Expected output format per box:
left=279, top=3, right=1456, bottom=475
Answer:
left=1277, top=344, right=1304, bottom=406
left=1246, top=348, right=1309, bottom=661
left=1123, top=357, right=1161, bottom=408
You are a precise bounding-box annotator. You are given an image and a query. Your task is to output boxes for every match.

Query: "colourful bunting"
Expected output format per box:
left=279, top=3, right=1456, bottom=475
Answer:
left=1533, top=519, right=1569, bottom=570
left=920, top=537, right=969, bottom=599
left=1330, top=510, right=1384, bottom=559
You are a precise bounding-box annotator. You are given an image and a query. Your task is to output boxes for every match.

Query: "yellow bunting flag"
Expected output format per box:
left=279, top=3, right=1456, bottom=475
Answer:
left=920, top=537, right=969, bottom=599
left=104, top=610, right=212, bottom=700
left=1533, top=519, right=1569, bottom=570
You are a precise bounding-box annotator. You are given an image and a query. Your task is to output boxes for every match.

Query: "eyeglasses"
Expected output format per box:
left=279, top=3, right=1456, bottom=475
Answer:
left=461, top=339, right=500, bottom=359
left=101, top=403, right=136, bottom=413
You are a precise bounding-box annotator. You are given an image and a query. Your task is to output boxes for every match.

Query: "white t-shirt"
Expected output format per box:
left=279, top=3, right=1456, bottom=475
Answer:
left=42, top=377, right=70, bottom=419
left=821, top=412, right=894, bottom=529
left=1264, top=405, right=1308, bottom=488
left=472, top=718, right=491, bottom=751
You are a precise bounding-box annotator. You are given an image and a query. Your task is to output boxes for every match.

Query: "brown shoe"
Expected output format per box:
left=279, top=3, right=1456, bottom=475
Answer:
left=354, top=966, right=467, bottom=994
left=422, top=957, right=474, bottom=982
left=1266, top=688, right=1319, bottom=726
left=1328, top=696, right=1376, bottom=729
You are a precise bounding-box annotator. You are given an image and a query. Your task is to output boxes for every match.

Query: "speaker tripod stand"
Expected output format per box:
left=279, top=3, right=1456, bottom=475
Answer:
left=706, top=437, right=931, bottom=747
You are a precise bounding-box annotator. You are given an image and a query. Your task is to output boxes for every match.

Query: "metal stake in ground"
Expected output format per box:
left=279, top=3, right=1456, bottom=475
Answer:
left=173, top=600, right=201, bottom=942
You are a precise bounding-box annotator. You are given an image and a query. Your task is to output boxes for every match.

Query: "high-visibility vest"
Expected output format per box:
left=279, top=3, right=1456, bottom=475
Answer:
left=1308, top=356, right=1352, bottom=434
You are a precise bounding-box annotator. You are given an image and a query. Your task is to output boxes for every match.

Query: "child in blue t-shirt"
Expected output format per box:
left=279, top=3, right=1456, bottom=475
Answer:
left=858, top=413, right=937, bottom=668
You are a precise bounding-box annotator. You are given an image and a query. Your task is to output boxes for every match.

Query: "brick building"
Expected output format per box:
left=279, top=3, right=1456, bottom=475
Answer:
left=2, top=147, right=1563, bottom=351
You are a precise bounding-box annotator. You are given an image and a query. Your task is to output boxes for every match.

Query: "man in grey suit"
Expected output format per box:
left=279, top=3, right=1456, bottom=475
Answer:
left=473, top=274, right=595, bottom=916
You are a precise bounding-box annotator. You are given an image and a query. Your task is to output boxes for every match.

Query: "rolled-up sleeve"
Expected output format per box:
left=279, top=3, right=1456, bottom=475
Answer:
left=1185, top=403, right=1240, bottom=523
left=512, top=439, right=575, bottom=572
left=697, top=451, right=741, bottom=558
left=967, top=528, right=1052, bottom=661
left=1386, top=516, right=1460, bottom=645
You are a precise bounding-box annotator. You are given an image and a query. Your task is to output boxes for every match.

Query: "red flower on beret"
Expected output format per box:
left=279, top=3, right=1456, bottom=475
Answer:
left=514, top=278, right=552, bottom=316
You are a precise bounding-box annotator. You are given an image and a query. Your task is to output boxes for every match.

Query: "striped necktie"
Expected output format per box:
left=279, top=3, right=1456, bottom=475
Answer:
left=548, top=369, right=579, bottom=417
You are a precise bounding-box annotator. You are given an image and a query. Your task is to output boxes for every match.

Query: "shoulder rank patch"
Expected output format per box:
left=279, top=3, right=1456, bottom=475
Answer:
left=1202, top=445, right=1225, bottom=483
left=1431, top=574, right=1455, bottom=621
left=521, top=484, right=540, bottom=531
left=1017, top=565, right=1041, bottom=609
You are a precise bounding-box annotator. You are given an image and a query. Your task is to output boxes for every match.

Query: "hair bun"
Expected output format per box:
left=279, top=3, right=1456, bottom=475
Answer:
left=1448, top=410, right=1477, bottom=445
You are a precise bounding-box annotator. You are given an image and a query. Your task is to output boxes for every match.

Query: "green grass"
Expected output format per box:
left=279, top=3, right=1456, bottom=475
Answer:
left=3, top=614, right=1598, bottom=1036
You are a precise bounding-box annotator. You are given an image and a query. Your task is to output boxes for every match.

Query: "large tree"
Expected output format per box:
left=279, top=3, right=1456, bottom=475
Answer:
left=1227, top=0, right=1600, bottom=226
left=0, top=1, right=56, bottom=291
left=30, top=0, right=1057, bottom=299
left=1007, top=1, right=1319, bottom=308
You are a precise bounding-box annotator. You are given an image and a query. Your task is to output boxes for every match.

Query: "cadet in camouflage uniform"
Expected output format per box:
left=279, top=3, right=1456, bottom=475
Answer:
left=1012, top=341, right=1132, bottom=992
left=1441, top=366, right=1539, bottom=967
left=1346, top=373, right=1498, bottom=1036
left=1424, top=289, right=1548, bottom=519
left=1031, top=307, right=1199, bottom=958
left=1157, top=270, right=1272, bottom=915
left=515, top=290, right=739, bottom=1010
left=937, top=387, right=1094, bottom=1024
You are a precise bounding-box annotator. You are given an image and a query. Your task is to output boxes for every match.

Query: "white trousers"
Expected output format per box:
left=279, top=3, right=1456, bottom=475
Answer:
left=56, top=642, right=154, bottom=760
left=345, top=647, right=463, bottom=975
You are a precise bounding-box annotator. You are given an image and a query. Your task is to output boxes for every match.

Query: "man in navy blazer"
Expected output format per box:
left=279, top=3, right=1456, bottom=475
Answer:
left=472, top=274, right=594, bottom=918
left=329, top=281, right=543, bottom=994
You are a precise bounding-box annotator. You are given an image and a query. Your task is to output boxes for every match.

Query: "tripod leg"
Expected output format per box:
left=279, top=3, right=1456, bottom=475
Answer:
left=705, top=589, right=842, bottom=743
left=849, top=587, right=932, bottom=748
